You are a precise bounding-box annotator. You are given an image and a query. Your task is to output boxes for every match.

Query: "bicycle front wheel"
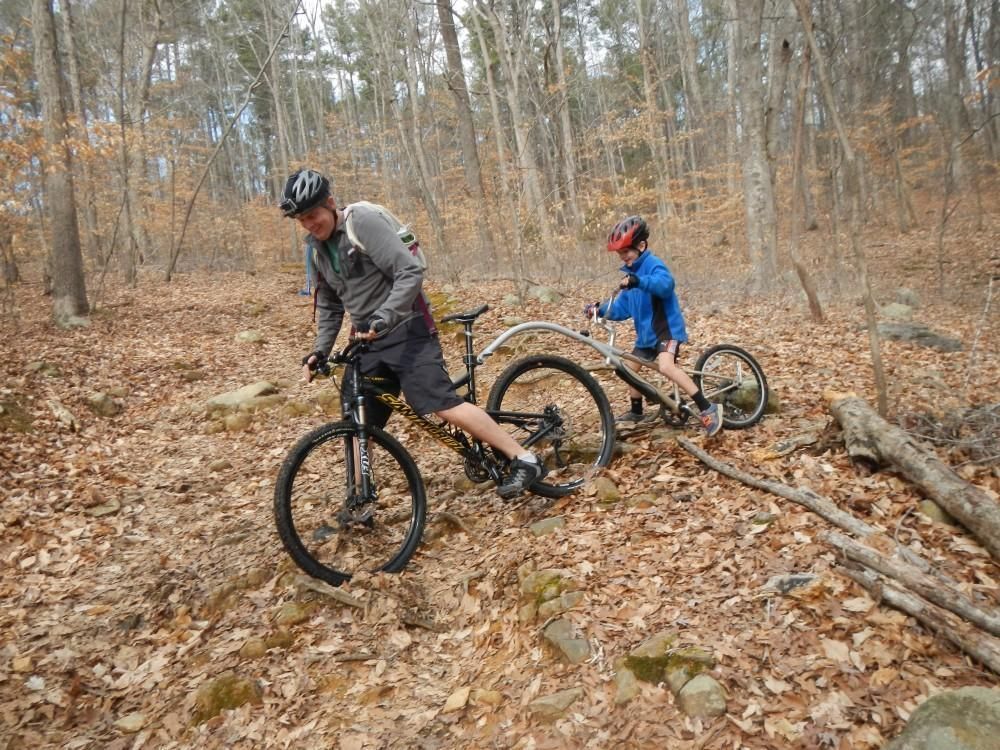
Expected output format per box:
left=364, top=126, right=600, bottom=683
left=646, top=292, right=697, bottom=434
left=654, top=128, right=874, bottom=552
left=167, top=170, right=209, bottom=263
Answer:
left=693, top=345, right=769, bottom=429
left=486, top=355, right=615, bottom=498
left=274, top=421, right=426, bottom=586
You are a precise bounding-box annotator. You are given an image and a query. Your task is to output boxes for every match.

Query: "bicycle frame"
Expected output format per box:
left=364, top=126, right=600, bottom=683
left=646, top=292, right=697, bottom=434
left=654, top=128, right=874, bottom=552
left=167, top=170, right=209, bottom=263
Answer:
left=477, top=320, right=689, bottom=418
left=336, top=343, right=507, bottom=490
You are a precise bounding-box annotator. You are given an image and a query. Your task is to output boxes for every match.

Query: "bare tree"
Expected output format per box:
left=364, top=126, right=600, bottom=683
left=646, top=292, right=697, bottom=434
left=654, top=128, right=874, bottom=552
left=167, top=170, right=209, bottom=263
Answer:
left=31, top=0, right=89, bottom=324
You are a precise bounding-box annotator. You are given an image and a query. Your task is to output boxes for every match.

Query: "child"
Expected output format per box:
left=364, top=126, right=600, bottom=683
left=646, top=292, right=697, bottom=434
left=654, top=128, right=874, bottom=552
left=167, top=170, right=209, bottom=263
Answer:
left=587, top=215, right=722, bottom=436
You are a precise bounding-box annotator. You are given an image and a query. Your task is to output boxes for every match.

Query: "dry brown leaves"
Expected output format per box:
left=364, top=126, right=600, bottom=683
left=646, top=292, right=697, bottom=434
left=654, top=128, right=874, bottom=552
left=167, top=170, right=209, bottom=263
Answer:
left=1, top=213, right=999, bottom=749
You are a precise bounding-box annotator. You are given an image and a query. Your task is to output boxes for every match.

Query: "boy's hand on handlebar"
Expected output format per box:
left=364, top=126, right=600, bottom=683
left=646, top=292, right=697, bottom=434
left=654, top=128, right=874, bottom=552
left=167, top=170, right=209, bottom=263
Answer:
left=620, top=273, right=639, bottom=289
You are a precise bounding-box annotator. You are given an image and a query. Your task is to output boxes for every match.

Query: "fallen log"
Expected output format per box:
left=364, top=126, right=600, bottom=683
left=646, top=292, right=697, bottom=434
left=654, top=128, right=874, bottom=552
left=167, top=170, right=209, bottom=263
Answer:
left=676, top=437, right=957, bottom=586
left=827, top=392, right=1000, bottom=561
left=838, top=565, right=1000, bottom=676
left=822, top=530, right=1000, bottom=637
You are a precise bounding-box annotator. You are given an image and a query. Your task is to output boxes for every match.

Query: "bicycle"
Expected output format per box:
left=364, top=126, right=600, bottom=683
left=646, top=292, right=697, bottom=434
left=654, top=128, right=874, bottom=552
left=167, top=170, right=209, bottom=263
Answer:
left=477, top=292, right=770, bottom=432
left=273, top=304, right=616, bottom=586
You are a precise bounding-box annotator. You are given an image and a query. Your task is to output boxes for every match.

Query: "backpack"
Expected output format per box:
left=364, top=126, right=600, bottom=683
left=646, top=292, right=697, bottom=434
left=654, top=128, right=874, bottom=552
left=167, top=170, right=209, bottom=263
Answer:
left=343, top=201, right=427, bottom=271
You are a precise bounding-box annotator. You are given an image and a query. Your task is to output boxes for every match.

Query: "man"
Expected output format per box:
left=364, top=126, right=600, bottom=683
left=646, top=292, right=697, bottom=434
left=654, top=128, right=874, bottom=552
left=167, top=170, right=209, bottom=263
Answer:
left=280, top=168, right=546, bottom=498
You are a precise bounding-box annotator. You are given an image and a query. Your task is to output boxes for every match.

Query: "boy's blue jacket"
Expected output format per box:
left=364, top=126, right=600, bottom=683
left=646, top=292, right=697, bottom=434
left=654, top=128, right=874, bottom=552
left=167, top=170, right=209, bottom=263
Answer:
left=598, top=250, right=688, bottom=345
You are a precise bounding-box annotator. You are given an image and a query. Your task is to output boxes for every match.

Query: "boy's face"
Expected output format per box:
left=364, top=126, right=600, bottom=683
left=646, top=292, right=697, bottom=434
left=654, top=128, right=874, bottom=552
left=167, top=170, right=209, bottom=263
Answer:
left=615, top=246, right=641, bottom=266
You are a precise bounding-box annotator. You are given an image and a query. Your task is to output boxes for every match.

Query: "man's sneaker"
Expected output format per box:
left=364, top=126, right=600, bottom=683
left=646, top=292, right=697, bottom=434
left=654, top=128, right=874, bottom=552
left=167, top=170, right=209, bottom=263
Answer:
left=615, top=410, right=645, bottom=424
left=497, top=458, right=548, bottom=500
left=699, top=403, right=723, bottom=437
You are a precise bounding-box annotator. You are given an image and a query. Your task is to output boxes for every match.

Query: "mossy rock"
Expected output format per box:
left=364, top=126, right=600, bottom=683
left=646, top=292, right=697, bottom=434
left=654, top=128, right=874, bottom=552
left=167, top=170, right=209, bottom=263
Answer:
left=192, top=672, right=262, bottom=725
left=0, top=398, right=32, bottom=433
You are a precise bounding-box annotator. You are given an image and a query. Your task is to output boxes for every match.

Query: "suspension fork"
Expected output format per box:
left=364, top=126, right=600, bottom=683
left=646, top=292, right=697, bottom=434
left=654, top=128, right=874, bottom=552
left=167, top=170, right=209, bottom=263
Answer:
left=345, top=365, right=375, bottom=504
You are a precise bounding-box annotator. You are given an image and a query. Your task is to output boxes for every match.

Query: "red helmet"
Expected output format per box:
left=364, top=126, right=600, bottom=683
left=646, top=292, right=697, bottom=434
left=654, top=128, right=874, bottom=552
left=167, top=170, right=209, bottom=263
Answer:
left=607, top=215, right=649, bottom=252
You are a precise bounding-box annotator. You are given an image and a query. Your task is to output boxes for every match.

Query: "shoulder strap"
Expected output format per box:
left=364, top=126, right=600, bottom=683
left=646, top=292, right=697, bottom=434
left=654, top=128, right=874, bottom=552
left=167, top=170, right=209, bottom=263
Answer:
left=342, top=204, right=365, bottom=253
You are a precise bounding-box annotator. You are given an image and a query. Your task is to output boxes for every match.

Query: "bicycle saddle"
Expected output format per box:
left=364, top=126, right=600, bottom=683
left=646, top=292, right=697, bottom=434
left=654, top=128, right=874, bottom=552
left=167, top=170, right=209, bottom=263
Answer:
left=440, top=304, right=489, bottom=325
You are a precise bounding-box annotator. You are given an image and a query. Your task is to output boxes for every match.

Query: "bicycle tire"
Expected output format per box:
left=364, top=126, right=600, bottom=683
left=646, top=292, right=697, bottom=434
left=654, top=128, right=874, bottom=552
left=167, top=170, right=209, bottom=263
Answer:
left=693, top=344, right=769, bottom=429
left=486, top=354, right=615, bottom=498
left=274, top=420, right=426, bottom=585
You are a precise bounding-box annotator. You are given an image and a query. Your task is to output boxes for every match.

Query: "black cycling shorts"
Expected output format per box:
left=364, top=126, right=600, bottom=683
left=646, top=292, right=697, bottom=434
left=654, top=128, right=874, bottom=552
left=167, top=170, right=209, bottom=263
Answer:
left=341, top=316, right=463, bottom=427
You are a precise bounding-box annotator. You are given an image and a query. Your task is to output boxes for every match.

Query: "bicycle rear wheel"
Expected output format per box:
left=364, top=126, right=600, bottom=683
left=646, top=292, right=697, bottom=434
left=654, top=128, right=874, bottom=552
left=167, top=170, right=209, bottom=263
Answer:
left=693, top=345, right=769, bottom=429
left=486, top=354, right=615, bottom=498
left=274, top=421, right=426, bottom=586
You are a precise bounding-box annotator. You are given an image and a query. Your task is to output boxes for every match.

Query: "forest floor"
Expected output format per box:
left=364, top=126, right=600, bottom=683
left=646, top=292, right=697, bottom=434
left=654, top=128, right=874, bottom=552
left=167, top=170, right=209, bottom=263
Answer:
left=1, top=214, right=999, bottom=750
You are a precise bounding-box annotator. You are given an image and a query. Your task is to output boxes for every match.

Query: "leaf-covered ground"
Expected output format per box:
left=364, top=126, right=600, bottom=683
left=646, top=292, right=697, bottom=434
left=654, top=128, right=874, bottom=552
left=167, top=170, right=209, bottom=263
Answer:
left=2, top=219, right=998, bottom=749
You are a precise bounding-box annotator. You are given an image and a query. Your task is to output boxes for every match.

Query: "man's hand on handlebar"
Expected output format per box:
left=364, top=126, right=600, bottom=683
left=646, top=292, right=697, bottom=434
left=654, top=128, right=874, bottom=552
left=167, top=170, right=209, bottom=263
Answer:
left=583, top=302, right=600, bottom=320
left=301, top=351, right=329, bottom=383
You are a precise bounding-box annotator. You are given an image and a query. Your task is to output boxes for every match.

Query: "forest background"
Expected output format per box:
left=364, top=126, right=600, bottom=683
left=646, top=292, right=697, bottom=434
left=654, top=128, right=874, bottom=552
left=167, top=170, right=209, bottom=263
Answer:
left=2, top=0, right=1000, bottom=748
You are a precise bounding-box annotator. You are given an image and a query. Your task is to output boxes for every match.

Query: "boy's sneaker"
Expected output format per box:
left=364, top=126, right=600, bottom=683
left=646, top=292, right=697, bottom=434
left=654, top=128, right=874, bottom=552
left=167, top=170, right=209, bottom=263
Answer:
left=699, top=403, right=723, bottom=436
left=615, top=410, right=646, bottom=424
left=497, top=458, right=548, bottom=500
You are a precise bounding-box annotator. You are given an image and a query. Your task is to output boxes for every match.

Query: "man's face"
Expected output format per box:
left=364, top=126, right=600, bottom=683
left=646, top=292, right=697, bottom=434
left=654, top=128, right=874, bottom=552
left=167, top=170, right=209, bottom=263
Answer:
left=296, top=198, right=337, bottom=240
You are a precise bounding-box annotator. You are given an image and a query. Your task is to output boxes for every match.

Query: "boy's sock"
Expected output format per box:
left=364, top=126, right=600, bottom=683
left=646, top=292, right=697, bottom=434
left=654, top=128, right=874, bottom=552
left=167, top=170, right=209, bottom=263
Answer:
left=630, top=397, right=643, bottom=415
left=693, top=391, right=711, bottom=412
left=517, top=452, right=539, bottom=463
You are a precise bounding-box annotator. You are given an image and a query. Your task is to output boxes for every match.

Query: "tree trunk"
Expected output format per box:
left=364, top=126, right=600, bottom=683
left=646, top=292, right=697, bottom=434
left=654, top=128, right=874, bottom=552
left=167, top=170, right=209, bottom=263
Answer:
left=828, top=392, right=1000, bottom=562
left=794, top=0, right=888, bottom=415
left=729, top=0, right=778, bottom=288
left=31, top=0, right=89, bottom=323
left=435, top=0, right=498, bottom=259
left=61, top=0, right=101, bottom=267
left=787, top=34, right=824, bottom=322
left=637, top=0, right=674, bottom=225
left=550, top=0, right=582, bottom=234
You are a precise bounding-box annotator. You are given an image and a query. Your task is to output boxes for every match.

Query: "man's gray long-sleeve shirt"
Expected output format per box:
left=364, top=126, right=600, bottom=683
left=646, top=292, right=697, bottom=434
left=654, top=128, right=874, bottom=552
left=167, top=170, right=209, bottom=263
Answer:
left=308, top=203, right=427, bottom=355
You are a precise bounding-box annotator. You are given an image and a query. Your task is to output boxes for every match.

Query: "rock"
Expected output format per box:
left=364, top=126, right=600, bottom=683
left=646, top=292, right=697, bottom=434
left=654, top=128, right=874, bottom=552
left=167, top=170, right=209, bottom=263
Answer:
left=234, top=330, right=265, bottom=344
left=502, top=294, right=521, bottom=306
left=239, top=638, right=267, bottom=660
left=527, top=285, right=562, bottom=304
left=519, top=569, right=573, bottom=598
left=471, top=689, right=503, bottom=707
left=614, top=667, right=641, bottom=704
left=86, top=498, right=122, bottom=518
left=677, top=674, right=727, bottom=718
left=895, top=287, right=920, bottom=307
left=881, top=302, right=914, bottom=320
left=627, top=493, right=657, bottom=509
left=27, top=361, right=61, bottom=377
left=624, top=631, right=678, bottom=683
left=918, top=500, right=959, bottom=527
left=527, top=687, right=584, bottom=722
left=206, top=381, right=278, bottom=412
left=518, top=602, right=537, bottom=623
left=762, top=572, right=818, bottom=595
left=503, top=316, right=525, bottom=327
left=209, top=459, right=232, bottom=472
left=663, top=648, right=716, bottom=694
left=106, top=386, right=129, bottom=398
left=192, top=672, right=263, bottom=725
left=543, top=619, right=591, bottom=664
left=593, top=477, right=620, bottom=503
left=180, top=369, right=206, bottom=382
left=239, top=394, right=286, bottom=412
left=0, top=398, right=32, bottom=433
left=876, top=321, right=963, bottom=352
left=883, top=686, right=1000, bottom=750
left=113, top=713, right=146, bottom=733
left=442, top=686, right=471, bottom=713
left=274, top=601, right=313, bottom=627
left=537, top=591, right=584, bottom=619
left=265, top=629, right=294, bottom=650
left=530, top=517, right=565, bottom=536
left=224, top=413, right=253, bottom=432
left=86, top=392, right=123, bottom=417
